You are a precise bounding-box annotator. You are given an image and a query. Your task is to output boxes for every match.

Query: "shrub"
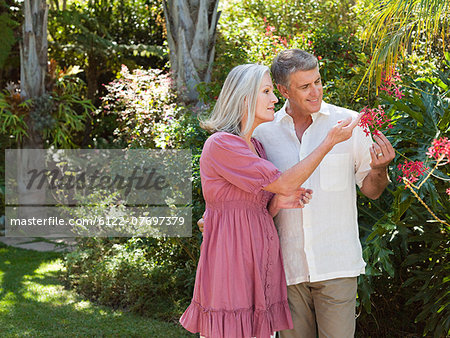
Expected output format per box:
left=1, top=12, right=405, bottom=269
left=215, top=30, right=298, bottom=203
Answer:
left=64, top=237, right=197, bottom=321
left=356, top=60, right=449, bottom=337
left=99, top=65, right=184, bottom=149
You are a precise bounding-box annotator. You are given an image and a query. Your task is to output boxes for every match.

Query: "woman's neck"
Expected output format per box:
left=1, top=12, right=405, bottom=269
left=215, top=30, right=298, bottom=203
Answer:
left=242, top=124, right=257, bottom=144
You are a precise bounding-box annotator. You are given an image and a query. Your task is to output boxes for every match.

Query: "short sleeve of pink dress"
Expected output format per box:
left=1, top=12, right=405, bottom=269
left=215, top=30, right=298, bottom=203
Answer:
left=180, top=132, right=293, bottom=338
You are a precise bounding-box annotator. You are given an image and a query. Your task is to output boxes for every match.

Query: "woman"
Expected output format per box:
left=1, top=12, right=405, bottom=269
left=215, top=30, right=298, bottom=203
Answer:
left=180, top=64, right=360, bottom=338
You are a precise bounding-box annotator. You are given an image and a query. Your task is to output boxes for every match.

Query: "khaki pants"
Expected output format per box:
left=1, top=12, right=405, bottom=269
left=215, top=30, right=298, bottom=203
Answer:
left=280, top=277, right=357, bottom=338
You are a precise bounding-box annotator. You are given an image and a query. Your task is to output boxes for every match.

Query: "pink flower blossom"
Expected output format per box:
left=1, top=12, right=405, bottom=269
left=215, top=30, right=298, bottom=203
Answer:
left=379, top=69, right=404, bottom=100
left=397, top=160, right=428, bottom=184
left=394, top=86, right=404, bottom=99
left=426, top=137, right=450, bottom=162
left=358, top=105, right=393, bottom=137
left=279, top=37, right=288, bottom=47
left=265, top=25, right=275, bottom=33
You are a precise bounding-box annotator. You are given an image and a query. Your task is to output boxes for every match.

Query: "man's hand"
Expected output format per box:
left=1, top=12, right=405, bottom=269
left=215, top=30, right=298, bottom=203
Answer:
left=369, top=133, right=395, bottom=169
left=361, top=132, right=395, bottom=199
left=275, top=188, right=313, bottom=209
left=268, top=188, right=313, bottom=217
left=197, top=217, right=204, bottom=233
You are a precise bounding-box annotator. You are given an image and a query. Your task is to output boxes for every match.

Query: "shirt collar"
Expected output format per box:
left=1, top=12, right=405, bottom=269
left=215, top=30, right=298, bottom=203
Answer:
left=274, top=100, right=330, bottom=123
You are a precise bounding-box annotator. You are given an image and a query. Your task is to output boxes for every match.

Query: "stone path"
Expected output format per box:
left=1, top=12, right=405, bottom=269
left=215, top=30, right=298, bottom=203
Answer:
left=0, top=235, right=76, bottom=252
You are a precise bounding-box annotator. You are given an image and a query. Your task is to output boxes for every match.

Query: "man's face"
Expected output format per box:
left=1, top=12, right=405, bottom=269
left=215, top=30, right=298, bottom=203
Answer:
left=278, top=67, right=323, bottom=116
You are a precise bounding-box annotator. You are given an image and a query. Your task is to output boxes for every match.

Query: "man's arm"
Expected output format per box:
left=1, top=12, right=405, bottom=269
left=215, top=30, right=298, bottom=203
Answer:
left=360, top=133, right=395, bottom=199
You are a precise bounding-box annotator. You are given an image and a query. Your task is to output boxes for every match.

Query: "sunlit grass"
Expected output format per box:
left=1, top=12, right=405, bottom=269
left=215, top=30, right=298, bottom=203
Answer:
left=0, top=242, right=193, bottom=337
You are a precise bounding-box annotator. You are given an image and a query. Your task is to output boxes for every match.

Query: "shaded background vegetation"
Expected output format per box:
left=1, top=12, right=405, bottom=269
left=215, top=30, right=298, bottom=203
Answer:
left=1, top=0, right=449, bottom=336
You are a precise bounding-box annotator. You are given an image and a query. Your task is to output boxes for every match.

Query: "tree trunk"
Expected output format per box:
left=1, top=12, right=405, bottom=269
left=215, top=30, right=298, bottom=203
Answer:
left=18, top=0, right=48, bottom=213
left=163, top=0, right=221, bottom=105
left=20, top=0, right=48, bottom=102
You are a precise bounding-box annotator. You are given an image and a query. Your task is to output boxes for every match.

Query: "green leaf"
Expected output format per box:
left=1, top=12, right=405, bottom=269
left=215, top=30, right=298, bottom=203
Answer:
left=393, top=100, right=424, bottom=124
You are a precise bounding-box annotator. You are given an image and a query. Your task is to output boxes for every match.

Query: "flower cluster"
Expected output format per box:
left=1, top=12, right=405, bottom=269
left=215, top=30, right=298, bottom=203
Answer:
left=262, top=17, right=289, bottom=55
left=397, top=137, right=449, bottom=197
left=397, top=160, right=428, bottom=184
left=379, top=69, right=404, bottom=99
left=426, top=137, right=450, bottom=163
left=358, top=105, right=393, bottom=136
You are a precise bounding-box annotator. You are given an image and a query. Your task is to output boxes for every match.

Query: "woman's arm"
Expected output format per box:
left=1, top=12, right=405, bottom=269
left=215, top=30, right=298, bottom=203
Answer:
left=264, top=114, right=362, bottom=195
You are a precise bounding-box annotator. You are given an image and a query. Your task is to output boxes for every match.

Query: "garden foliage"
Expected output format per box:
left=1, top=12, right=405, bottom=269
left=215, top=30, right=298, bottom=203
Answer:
left=357, top=58, right=449, bottom=336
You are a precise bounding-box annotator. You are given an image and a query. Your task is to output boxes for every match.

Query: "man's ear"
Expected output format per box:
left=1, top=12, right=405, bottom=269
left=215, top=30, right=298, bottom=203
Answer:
left=277, top=83, right=289, bottom=99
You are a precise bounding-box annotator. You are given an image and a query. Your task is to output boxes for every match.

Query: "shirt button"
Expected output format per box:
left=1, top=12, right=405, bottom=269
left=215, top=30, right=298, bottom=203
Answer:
left=267, top=284, right=270, bottom=288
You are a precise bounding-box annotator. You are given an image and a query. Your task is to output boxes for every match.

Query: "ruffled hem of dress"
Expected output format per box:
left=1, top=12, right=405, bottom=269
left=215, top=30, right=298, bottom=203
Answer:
left=179, top=299, right=293, bottom=338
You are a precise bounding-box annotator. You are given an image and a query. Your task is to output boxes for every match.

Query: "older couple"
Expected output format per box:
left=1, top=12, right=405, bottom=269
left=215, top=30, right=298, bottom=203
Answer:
left=180, top=49, right=394, bottom=338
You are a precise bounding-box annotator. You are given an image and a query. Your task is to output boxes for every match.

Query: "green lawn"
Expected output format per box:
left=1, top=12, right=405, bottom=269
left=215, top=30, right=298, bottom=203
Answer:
left=0, top=242, right=194, bottom=337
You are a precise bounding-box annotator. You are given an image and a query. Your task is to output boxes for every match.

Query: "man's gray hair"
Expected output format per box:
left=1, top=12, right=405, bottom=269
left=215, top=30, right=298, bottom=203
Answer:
left=271, top=49, right=318, bottom=87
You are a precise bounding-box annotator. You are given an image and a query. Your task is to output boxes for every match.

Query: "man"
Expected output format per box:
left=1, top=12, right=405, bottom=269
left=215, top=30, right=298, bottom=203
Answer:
left=251, top=49, right=395, bottom=337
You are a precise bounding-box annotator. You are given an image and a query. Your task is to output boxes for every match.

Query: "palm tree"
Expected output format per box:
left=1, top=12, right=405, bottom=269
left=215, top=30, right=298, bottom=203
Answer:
left=361, top=0, right=449, bottom=88
left=163, top=0, right=220, bottom=105
left=18, top=0, right=48, bottom=214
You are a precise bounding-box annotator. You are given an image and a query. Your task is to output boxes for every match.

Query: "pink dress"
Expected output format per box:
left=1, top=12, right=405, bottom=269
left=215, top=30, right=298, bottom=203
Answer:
left=180, top=132, right=293, bottom=338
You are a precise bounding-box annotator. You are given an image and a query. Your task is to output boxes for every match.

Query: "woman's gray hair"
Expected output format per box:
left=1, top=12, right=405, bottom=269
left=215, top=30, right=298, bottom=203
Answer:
left=201, top=64, right=270, bottom=136
left=271, top=49, right=318, bottom=88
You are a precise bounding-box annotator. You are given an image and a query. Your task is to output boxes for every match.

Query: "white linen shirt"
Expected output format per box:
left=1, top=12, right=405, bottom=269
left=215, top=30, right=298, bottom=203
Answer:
left=253, top=101, right=373, bottom=285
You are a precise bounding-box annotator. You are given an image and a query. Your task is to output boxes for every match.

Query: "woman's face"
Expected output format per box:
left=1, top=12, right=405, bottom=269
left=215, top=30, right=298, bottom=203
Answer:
left=254, top=72, right=279, bottom=125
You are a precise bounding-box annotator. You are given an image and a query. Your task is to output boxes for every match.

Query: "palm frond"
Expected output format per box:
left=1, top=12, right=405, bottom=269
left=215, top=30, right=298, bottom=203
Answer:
left=359, top=0, right=450, bottom=92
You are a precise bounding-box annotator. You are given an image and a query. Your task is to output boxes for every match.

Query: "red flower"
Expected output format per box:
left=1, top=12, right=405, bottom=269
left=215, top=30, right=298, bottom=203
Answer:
left=446, top=187, right=450, bottom=196
left=265, top=25, right=275, bottom=33
left=358, top=106, right=393, bottom=137
left=397, top=160, right=428, bottom=184
left=279, top=37, right=288, bottom=47
left=379, top=69, right=404, bottom=99
left=426, top=137, right=450, bottom=162
left=318, top=56, right=322, bottom=60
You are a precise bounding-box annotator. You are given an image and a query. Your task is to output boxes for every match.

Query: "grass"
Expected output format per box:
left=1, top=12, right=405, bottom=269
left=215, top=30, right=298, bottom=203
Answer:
left=0, top=242, right=194, bottom=337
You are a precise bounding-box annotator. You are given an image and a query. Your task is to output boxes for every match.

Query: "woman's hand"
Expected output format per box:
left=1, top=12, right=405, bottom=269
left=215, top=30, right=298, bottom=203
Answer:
left=326, top=113, right=363, bottom=147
